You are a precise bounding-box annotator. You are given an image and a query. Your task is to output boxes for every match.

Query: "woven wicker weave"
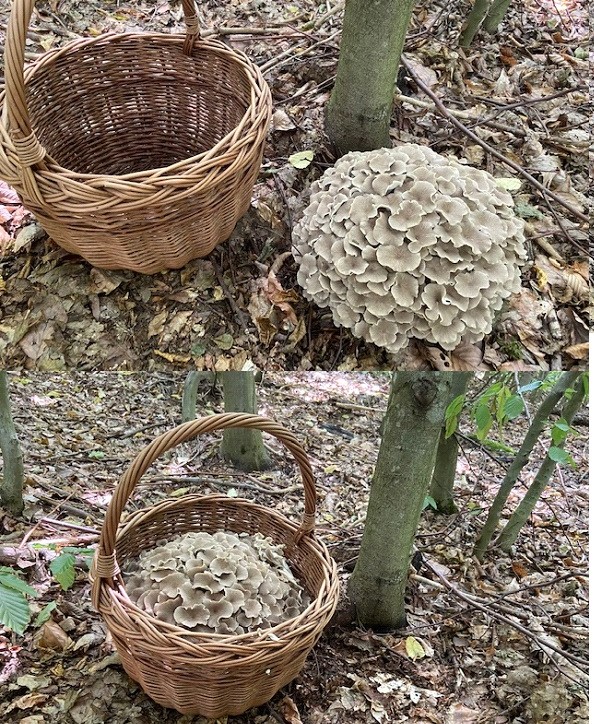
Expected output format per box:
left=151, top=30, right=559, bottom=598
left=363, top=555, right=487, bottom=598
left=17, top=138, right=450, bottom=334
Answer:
left=90, top=413, right=339, bottom=717
left=0, top=0, right=271, bottom=273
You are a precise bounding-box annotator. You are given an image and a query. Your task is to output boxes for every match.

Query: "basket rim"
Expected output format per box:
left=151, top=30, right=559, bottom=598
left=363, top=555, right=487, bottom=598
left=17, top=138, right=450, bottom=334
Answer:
left=93, top=493, right=339, bottom=652
left=0, top=33, right=271, bottom=183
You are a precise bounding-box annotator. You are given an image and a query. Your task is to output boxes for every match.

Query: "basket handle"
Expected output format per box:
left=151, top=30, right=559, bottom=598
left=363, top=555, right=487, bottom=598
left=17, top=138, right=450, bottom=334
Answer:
left=3, top=0, right=201, bottom=185
left=93, top=413, right=318, bottom=582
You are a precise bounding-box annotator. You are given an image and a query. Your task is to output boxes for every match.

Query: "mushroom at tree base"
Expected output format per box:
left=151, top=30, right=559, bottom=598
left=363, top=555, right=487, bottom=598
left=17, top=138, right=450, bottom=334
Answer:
left=293, top=144, right=527, bottom=352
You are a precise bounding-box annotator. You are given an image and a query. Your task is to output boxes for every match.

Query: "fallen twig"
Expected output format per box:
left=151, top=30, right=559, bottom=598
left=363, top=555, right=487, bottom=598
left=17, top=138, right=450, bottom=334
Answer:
left=400, top=55, right=589, bottom=227
left=422, top=558, right=588, bottom=674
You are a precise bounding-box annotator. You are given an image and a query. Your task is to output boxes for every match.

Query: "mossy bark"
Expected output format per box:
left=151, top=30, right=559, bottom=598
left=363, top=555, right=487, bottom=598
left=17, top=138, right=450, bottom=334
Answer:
left=459, top=0, right=492, bottom=47
left=474, top=371, right=580, bottom=560
left=496, top=376, right=586, bottom=552
left=429, top=372, right=472, bottom=514
left=220, top=372, right=271, bottom=472
left=0, top=371, right=24, bottom=516
left=326, top=0, right=416, bottom=153
left=349, top=372, right=453, bottom=630
left=483, top=0, right=513, bottom=33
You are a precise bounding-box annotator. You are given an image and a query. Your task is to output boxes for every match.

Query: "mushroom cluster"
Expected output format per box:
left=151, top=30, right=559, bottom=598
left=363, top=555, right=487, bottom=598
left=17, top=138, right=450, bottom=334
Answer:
left=123, top=530, right=310, bottom=634
left=293, top=144, right=527, bottom=351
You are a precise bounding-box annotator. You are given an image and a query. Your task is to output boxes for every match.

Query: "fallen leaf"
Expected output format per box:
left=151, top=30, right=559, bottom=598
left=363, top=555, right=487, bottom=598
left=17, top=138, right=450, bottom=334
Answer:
left=213, top=333, right=234, bottom=350
left=147, top=310, right=168, bottom=338
left=564, top=342, right=588, bottom=359
left=153, top=350, right=191, bottom=363
left=511, top=561, right=529, bottom=578
left=405, top=636, right=426, bottom=660
left=36, top=620, right=72, bottom=651
left=88, top=268, right=124, bottom=295
left=19, top=322, right=55, bottom=362
left=495, top=177, right=522, bottom=191
left=278, top=695, right=302, bottom=724
left=272, top=109, right=296, bottom=132
left=288, top=150, right=314, bottom=169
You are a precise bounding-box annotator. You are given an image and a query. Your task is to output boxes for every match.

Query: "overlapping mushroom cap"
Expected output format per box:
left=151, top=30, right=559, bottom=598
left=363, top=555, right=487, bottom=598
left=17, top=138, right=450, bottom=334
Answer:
left=123, top=531, right=310, bottom=635
left=293, top=144, right=527, bottom=352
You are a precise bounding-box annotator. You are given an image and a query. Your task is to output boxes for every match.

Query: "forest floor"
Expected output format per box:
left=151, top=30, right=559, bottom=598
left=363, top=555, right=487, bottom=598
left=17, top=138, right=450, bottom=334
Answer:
left=0, top=372, right=589, bottom=723
left=0, top=0, right=590, bottom=371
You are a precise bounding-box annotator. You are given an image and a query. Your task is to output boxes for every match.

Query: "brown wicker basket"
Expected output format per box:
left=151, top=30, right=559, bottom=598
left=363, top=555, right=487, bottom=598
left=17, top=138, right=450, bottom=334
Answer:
left=90, top=413, right=339, bottom=717
left=0, top=0, right=271, bottom=273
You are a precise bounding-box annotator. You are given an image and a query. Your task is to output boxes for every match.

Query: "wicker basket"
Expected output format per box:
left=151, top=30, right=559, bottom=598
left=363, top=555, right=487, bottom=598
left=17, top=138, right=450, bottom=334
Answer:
left=0, top=0, right=271, bottom=273
left=90, top=413, right=339, bottom=717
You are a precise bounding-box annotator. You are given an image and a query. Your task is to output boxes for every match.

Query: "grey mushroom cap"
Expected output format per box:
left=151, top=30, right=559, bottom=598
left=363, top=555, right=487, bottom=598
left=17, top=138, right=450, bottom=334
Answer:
left=122, top=530, right=310, bottom=634
left=292, top=144, right=527, bottom=354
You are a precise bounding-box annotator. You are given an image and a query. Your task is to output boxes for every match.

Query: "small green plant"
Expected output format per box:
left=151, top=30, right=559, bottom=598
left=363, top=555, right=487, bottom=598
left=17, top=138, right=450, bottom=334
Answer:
left=0, top=567, right=38, bottom=634
left=0, top=546, right=94, bottom=635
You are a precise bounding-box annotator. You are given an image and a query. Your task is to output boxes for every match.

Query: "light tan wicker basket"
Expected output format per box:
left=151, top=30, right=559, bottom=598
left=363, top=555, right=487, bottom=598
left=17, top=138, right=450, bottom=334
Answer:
left=0, top=0, right=272, bottom=273
left=90, top=413, right=339, bottom=717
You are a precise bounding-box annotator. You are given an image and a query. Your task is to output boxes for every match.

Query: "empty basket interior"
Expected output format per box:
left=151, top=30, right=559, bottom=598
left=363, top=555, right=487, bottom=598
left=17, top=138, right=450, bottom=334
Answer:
left=26, top=36, right=252, bottom=175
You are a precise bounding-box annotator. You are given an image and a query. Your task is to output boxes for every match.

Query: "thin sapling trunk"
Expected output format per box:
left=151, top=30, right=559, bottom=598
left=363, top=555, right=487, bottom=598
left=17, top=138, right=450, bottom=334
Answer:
left=350, top=372, right=453, bottom=629
left=496, top=376, right=586, bottom=552
left=0, top=371, right=25, bottom=516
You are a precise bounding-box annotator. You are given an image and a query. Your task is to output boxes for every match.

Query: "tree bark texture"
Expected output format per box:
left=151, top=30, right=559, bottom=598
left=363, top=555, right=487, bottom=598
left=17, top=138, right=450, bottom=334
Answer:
left=474, top=371, right=580, bottom=560
left=429, top=372, right=472, bottom=514
left=220, top=372, right=271, bottom=472
left=350, top=372, right=454, bottom=630
left=326, top=0, right=416, bottom=153
left=181, top=371, right=215, bottom=422
left=0, top=371, right=25, bottom=515
left=496, top=376, right=586, bottom=552
left=459, top=0, right=492, bottom=47
left=483, top=0, right=514, bottom=33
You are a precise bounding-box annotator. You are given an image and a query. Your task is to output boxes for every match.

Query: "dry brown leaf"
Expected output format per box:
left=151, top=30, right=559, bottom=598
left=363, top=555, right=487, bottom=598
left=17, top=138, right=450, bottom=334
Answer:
left=88, top=269, right=124, bottom=295
left=278, top=695, right=303, bottom=724
left=19, top=322, right=54, bottom=362
left=147, top=309, right=168, bottom=338
left=564, top=342, right=588, bottom=359
left=36, top=621, right=72, bottom=651
left=449, top=343, right=488, bottom=371
left=266, top=271, right=299, bottom=326
left=534, top=254, right=589, bottom=303
left=511, top=561, right=529, bottom=578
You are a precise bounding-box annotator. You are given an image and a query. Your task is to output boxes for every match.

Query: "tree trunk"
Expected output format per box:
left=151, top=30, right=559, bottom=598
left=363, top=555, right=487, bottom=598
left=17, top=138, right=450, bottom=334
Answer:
left=483, top=0, right=514, bottom=33
left=326, top=0, right=416, bottom=153
left=459, top=0, right=492, bottom=48
left=429, top=372, right=472, bottom=514
left=474, top=371, right=580, bottom=560
left=496, top=376, right=586, bottom=552
left=220, top=372, right=271, bottom=472
left=0, top=371, right=25, bottom=516
left=181, top=371, right=215, bottom=422
left=350, top=372, right=453, bottom=630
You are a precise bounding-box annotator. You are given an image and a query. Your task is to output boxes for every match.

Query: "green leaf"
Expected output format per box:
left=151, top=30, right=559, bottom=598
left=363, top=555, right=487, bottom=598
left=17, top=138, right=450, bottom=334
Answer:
left=0, top=573, right=38, bottom=598
left=0, top=583, right=31, bottom=635
left=405, top=636, right=426, bottom=660
left=423, top=495, right=437, bottom=511
left=288, top=150, right=314, bottom=169
left=50, top=553, right=76, bottom=591
left=503, top=395, right=524, bottom=420
left=475, top=403, right=492, bottom=440
left=479, top=438, right=516, bottom=453
left=495, top=177, right=522, bottom=191
left=518, top=380, right=543, bottom=394
left=34, top=601, right=57, bottom=627
left=445, top=394, right=465, bottom=437
left=515, top=202, right=543, bottom=219
left=548, top=446, right=571, bottom=464
left=88, top=450, right=105, bottom=460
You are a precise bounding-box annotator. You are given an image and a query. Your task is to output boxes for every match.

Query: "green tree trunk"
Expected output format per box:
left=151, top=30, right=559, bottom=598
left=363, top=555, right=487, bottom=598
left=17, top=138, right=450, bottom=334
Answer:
left=350, top=372, right=453, bottom=629
left=483, top=0, right=513, bottom=33
left=0, top=371, right=25, bottom=516
left=181, top=371, right=215, bottom=422
left=429, top=372, right=472, bottom=514
left=474, top=371, right=580, bottom=560
left=459, top=0, right=492, bottom=47
left=220, top=372, right=271, bottom=472
left=496, top=376, right=586, bottom=552
left=326, top=0, right=416, bottom=153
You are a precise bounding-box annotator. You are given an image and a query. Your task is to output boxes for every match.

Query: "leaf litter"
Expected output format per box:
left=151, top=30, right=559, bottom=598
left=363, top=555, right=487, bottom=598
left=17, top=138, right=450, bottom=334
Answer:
left=0, top=371, right=588, bottom=723
left=0, top=0, right=590, bottom=371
